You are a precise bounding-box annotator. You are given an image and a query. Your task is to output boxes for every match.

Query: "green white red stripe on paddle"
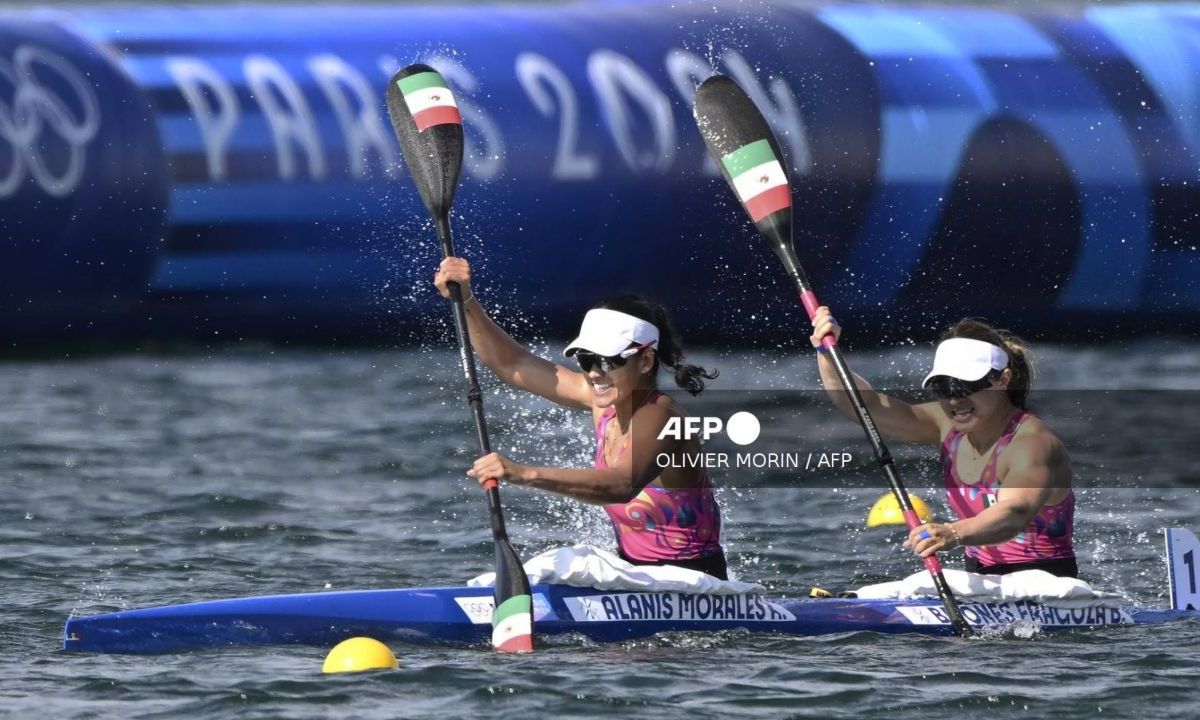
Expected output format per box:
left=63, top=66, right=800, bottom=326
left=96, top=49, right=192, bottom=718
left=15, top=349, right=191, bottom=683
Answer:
left=721, top=138, right=791, bottom=222
left=492, top=594, right=533, bottom=653
left=396, top=71, right=462, bottom=132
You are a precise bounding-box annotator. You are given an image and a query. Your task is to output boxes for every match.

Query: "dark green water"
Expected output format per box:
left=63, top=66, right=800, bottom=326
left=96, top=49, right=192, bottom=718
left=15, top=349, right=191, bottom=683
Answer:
left=4, top=342, right=1198, bottom=719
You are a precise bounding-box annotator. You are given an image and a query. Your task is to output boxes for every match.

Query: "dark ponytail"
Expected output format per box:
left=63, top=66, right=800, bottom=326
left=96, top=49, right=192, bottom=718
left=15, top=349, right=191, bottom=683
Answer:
left=940, top=318, right=1036, bottom=409
left=594, top=295, right=718, bottom=396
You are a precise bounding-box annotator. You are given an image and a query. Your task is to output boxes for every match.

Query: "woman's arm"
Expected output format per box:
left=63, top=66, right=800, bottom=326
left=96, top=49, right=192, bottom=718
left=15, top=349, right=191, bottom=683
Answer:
left=810, top=306, right=943, bottom=444
left=435, top=257, right=591, bottom=409
left=468, top=403, right=681, bottom=504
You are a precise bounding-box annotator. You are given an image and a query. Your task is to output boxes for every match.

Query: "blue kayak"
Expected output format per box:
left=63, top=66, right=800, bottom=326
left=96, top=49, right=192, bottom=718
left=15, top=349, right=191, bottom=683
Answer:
left=62, top=582, right=1196, bottom=654
left=63, top=529, right=1200, bottom=654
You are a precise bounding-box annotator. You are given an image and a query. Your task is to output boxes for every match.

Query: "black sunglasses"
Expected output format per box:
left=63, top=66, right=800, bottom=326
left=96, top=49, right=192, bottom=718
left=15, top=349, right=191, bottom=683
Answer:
left=927, top=372, right=999, bottom=400
left=575, top=343, right=653, bottom=374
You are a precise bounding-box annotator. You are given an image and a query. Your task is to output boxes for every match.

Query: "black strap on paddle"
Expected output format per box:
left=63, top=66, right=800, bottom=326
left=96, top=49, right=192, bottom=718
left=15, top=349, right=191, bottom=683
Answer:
left=386, top=63, right=533, bottom=652
left=693, top=74, right=973, bottom=638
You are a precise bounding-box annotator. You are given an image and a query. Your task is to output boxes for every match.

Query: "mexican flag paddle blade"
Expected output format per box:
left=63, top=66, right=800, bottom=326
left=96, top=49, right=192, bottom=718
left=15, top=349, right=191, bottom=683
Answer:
left=492, top=541, right=533, bottom=653
left=385, top=63, right=464, bottom=218
left=693, top=74, right=795, bottom=262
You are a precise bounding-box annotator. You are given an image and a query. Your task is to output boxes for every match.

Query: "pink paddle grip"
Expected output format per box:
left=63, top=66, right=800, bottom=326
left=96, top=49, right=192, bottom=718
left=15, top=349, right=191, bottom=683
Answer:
left=800, top=290, right=837, bottom=350
left=904, top=508, right=945, bottom=572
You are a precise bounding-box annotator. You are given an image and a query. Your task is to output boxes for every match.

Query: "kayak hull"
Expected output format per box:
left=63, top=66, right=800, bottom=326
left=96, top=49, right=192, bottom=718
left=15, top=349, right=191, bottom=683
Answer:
left=62, top=583, right=1197, bottom=654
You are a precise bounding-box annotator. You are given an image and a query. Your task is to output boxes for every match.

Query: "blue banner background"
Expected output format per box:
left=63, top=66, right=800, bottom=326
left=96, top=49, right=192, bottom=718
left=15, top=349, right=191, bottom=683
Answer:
left=2, top=2, right=1198, bottom=346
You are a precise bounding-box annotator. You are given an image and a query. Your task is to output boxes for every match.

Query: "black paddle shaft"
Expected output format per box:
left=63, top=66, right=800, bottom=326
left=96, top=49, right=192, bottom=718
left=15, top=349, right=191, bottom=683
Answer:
left=386, top=62, right=515, bottom=545
left=775, top=240, right=972, bottom=638
left=434, top=213, right=510, bottom=542
left=771, top=244, right=895, bottom=466
left=693, top=73, right=973, bottom=638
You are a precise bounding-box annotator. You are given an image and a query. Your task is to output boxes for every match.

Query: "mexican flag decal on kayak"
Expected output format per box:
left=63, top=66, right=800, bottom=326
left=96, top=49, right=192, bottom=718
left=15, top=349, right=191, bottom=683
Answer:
left=492, top=594, right=533, bottom=653
left=396, top=70, right=462, bottom=132
left=721, top=139, right=791, bottom=222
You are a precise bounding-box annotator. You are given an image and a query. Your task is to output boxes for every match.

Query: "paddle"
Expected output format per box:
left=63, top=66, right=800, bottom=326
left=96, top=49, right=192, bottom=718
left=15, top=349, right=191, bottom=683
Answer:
left=386, top=64, right=533, bottom=653
left=693, top=74, right=974, bottom=638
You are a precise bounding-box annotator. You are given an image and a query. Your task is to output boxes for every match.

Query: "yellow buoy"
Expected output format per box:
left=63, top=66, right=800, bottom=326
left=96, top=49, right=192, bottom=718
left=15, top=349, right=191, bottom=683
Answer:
left=322, top=637, right=398, bottom=674
left=866, top=492, right=933, bottom=528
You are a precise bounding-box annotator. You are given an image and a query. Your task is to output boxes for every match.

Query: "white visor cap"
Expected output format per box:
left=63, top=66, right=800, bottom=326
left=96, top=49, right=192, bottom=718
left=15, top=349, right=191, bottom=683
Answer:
left=563, top=308, right=659, bottom=358
left=921, top=337, right=1009, bottom=387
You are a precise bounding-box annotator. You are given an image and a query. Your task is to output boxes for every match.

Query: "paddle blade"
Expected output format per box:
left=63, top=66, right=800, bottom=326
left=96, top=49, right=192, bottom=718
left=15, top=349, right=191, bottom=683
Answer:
left=491, top=538, right=533, bottom=653
left=693, top=74, right=794, bottom=253
left=386, top=63, right=465, bottom=218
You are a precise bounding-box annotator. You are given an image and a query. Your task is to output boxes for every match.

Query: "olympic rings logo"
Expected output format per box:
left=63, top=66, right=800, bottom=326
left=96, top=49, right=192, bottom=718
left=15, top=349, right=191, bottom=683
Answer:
left=0, top=45, right=100, bottom=199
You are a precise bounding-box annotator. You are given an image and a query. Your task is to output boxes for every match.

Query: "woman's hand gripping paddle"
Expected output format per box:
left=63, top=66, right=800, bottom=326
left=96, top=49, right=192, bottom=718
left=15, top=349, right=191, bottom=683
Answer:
left=386, top=64, right=533, bottom=653
left=692, top=74, right=974, bottom=638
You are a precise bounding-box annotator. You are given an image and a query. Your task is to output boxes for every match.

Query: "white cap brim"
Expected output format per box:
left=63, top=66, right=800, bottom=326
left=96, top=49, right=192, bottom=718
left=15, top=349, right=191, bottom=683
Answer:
left=563, top=308, right=659, bottom=357
left=921, top=337, right=1008, bottom=387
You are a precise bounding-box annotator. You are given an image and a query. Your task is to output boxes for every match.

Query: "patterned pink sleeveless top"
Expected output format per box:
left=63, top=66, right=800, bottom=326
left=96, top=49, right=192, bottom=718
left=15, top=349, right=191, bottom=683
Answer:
left=942, top=410, right=1075, bottom=567
left=595, top=393, right=722, bottom=562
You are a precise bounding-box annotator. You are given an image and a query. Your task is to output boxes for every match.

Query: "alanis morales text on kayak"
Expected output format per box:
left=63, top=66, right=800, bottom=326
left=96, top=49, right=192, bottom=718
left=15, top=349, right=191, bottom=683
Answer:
left=654, top=412, right=853, bottom=469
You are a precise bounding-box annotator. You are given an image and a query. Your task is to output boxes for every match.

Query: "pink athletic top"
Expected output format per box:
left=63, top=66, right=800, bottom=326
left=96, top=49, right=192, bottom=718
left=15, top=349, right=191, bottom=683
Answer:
left=596, top=393, right=723, bottom=562
left=942, top=410, right=1076, bottom=568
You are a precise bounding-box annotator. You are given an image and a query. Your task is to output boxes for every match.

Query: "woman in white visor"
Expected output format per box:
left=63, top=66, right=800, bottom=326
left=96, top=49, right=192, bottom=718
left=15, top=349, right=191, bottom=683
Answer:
left=435, top=257, right=728, bottom=579
left=810, top=308, right=1077, bottom=578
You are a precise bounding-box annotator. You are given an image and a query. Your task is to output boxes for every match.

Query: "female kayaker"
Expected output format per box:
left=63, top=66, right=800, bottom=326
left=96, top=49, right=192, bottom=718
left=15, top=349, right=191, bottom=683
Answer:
left=434, top=257, right=728, bottom=579
left=810, top=310, right=1077, bottom=577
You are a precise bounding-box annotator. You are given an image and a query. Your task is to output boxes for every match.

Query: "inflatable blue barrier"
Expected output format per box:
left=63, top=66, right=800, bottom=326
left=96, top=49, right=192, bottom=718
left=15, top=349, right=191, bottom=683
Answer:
left=2, top=2, right=1198, bottom=347
left=0, top=15, right=166, bottom=345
